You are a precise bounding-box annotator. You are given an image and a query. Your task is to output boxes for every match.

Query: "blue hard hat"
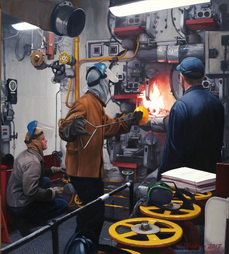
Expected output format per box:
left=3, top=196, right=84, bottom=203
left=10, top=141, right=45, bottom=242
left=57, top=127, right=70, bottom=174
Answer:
left=86, top=63, right=107, bottom=87
left=93, top=63, right=107, bottom=76
left=176, top=57, right=204, bottom=79
left=27, top=120, right=38, bottom=137
left=25, top=120, right=44, bottom=144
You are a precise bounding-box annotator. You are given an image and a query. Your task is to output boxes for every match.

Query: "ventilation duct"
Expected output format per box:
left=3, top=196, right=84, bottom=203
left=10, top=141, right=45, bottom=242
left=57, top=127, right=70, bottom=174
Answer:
left=0, top=0, right=86, bottom=37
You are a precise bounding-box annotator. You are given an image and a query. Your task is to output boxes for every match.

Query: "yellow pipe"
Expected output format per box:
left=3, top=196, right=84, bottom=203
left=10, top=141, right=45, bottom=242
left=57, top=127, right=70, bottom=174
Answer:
left=79, top=39, right=140, bottom=65
left=68, top=38, right=140, bottom=108
left=79, top=49, right=128, bottom=64
left=74, top=37, right=80, bottom=100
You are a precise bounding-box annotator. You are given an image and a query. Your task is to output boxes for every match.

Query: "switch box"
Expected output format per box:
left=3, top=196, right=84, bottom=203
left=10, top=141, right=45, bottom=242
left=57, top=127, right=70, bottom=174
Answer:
left=1, top=125, right=10, bottom=141
left=205, top=31, right=229, bottom=78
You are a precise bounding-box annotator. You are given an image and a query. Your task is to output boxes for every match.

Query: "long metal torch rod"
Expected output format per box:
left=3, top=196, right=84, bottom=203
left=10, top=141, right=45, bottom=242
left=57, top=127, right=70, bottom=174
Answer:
left=80, top=117, right=135, bottom=149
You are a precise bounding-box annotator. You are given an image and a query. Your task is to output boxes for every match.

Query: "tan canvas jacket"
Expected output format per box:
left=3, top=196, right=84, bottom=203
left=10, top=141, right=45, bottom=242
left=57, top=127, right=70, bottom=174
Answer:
left=59, top=91, right=130, bottom=178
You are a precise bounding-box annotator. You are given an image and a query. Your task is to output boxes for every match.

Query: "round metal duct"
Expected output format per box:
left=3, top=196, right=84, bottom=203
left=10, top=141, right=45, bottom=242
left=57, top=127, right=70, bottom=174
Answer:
left=50, top=1, right=85, bottom=37
left=0, top=0, right=86, bottom=38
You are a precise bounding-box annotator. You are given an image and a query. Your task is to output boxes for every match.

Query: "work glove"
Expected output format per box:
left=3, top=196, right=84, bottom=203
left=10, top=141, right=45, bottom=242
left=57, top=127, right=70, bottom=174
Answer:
left=51, top=166, right=66, bottom=174
left=150, top=116, right=169, bottom=133
left=50, top=186, right=64, bottom=199
left=61, top=115, right=89, bottom=142
left=123, top=111, right=143, bottom=127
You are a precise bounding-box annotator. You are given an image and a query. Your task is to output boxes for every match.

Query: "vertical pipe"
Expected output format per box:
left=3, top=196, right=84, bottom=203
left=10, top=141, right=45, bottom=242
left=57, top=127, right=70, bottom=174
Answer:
left=51, top=224, right=59, bottom=254
left=74, top=37, right=80, bottom=100
left=47, top=32, right=55, bottom=60
left=74, top=0, right=81, bottom=101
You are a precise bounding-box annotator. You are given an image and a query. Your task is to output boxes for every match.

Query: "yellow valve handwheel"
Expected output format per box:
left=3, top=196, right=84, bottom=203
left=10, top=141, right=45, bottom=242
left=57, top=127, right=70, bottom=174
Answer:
left=140, top=201, right=201, bottom=221
left=171, top=189, right=212, bottom=201
left=58, top=51, right=71, bottom=65
left=74, top=194, right=83, bottom=207
left=191, top=191, right=212, bottom=200
left=121, top=249, right=140, bottom=254
left=109, top=217, right=183, bottom=248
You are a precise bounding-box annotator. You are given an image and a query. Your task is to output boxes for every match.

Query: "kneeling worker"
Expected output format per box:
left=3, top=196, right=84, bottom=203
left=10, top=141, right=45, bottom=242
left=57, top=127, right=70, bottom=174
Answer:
left=6, top=121, right=69, bottom=223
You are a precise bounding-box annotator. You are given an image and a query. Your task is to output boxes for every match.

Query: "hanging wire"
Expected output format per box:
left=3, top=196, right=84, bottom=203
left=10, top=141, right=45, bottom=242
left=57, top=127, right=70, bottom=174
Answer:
left=107, top=10, right=122, bottom=45
left=2, top=31, right=20, bottom=40
left=15, top=33, right=30, bottom=61
left=11, top=120, right=16, bottom=157
left=171, top=8, right=187, bottom=41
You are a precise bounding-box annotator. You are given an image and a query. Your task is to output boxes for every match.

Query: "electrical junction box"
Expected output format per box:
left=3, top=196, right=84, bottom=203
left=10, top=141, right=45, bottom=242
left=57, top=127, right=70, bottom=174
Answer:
left=1, top=125, right=10, bottom=141
left=205, top=31, right=229, bottom=78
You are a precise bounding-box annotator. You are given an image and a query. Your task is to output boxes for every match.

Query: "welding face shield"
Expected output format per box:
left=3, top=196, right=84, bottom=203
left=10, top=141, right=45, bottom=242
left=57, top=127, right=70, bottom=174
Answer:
left=147, top=181, right=195, bottom=211
left=25, top=120, right=54, bottom=144
left=86, top=63, right=119, bottom=87
left=86, top=63, right=119, bottom=103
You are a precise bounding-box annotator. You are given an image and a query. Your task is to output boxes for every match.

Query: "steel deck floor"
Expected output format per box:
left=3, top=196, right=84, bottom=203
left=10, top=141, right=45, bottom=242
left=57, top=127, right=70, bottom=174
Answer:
left=2, top=218, right=116, bottom=254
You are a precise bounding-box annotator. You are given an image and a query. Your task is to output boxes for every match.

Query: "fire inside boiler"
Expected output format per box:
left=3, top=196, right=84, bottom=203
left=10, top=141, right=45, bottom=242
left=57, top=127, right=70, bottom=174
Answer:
left=107, top=64, right=176, bottom=182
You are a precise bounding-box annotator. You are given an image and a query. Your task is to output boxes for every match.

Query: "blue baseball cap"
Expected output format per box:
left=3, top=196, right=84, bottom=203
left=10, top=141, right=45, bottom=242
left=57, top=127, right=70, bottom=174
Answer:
left=176, top=57, right=204, bottom=79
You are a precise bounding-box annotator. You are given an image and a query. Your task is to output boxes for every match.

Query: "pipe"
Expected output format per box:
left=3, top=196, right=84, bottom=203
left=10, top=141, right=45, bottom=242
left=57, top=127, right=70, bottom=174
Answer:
left=136, top=43, right=204, bottom=63
left=0, top=0, right=85, bottom=37
left=69, top=39, right=140, bottom=107
left=74, top=37, right=80, bottom=100
left=79, top=39, right=139, bottom=64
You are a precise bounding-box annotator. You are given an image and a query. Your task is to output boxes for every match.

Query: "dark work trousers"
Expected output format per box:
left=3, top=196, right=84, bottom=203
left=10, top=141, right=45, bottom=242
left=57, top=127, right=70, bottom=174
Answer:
left=69, top=176, right=105, bottom=244
left=7, top=177, right=68, bottom=221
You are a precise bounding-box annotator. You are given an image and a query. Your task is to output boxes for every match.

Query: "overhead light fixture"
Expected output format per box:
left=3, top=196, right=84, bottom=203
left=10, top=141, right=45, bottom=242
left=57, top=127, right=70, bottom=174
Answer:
left=109, top=0, right=211, bottom=17
left=11, top=22, right=39, bottom=31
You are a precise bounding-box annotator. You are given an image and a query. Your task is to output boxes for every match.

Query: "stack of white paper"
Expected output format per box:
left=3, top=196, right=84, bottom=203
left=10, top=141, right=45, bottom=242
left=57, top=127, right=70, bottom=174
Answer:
left=161, top=167, right=216, bottom=193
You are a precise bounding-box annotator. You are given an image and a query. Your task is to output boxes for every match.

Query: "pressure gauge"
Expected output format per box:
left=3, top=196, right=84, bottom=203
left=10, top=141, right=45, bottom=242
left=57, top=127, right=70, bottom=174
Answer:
left=7, top=79, right=18, bottom=104
left=8, top=79, right=17, bottom=92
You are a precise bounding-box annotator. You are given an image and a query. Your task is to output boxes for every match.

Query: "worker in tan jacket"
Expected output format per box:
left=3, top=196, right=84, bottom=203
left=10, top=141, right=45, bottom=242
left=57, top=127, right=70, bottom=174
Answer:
left=59, top=63, right=142, bottom=244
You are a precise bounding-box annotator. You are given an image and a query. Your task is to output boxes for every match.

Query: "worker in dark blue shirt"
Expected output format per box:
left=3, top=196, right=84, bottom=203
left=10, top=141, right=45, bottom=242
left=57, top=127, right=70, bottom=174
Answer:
left=158, top=57, right=225, bottom=180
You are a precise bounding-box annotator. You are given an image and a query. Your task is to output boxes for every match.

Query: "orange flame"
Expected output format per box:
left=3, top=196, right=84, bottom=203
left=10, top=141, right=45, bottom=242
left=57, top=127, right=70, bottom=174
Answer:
left=141, top=71, right=176, bottom=118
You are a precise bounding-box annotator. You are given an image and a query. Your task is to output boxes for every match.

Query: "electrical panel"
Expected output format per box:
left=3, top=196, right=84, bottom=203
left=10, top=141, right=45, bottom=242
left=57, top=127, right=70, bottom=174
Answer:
left=205, top=31, right=229, bottom=78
